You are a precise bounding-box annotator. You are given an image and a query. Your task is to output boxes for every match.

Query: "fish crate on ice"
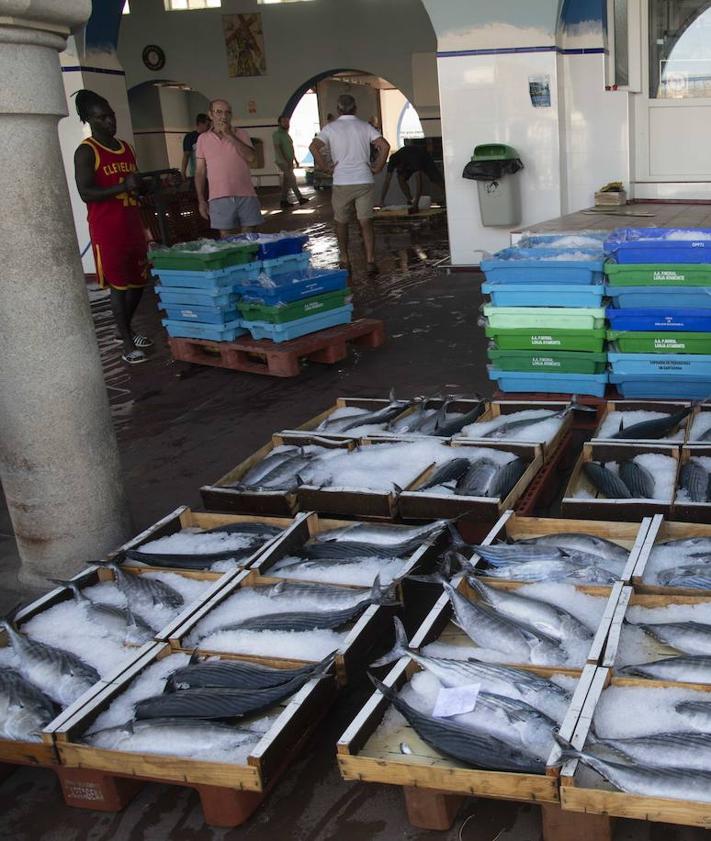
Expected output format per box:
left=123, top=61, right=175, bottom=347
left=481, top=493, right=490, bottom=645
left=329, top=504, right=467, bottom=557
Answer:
left=52, top=641, right=338, bottom=828
left=363, top=397, right=489, bottom=441
left=480, top=247, right=605, bottom=285
left=688, top=404, right=711, bottom=444
left=396, top=441, right=542, bottom=522
left=632, top=514, right=711, bottom=596
left=166, top=569, right=396, bottom=686
left=562, top=442, right=681, bottom=521
left=109, top=506, right=292, bottom=579
left=591, top=400, right=693, bottom=445
left=673, top=447, right=711, bottom=524
left=200, top=434, right=354, bottom=517
left=281, top=396, right=410, bottom=440
left=604, top=227, right=711, bottom=264
left=559, top=666, right=711, bottom=829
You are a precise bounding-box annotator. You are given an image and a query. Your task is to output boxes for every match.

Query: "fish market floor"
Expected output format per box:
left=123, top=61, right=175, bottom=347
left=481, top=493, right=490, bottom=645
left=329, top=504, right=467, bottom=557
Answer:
left=0, top=189, right=705, bottom=840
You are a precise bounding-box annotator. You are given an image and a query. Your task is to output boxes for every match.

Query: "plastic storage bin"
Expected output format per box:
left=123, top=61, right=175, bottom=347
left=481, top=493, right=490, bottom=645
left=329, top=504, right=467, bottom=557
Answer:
left=606, top=330, right=711, bottom=354
left=237, top=288, right=350, bottom=324
left=227, top=233, right=308, bottom=260
left=154, top=262, right=261, bottom=291
left=605, top=263, right=711, bottom=287
left=606, top=286, right=711, bottom=308
left=610, top=372, right=711, bottom=399
left=606, top=307, right=711, bottom=332
left=482, top=281, right=604, bottom=308
left=162, top=305, right=239, bottom=324
left=259, top=253, right=311, bottom=278
left=604, top=228, right=711, bottom=264
left=156, top=286, right=239, bottom=309
left=487, top=349, right=607, bottom=374
left=480, top=248, right=604, bottom=285
left=236, top=268, right=349, bottom=305
left=488, top=367, right=608, bottom=397
left=607, top=350, right=711, bottom=375
left=161, top=318, right=246, bottom=341
left=241, top=305, right=353, bottom=343
left=150, top=241, right=259, bottom=271
left=483, top=305, right=606, bottom=330
left=485, top=326, right=606, bottom=352
left=516, top=232, right=607, bottom=249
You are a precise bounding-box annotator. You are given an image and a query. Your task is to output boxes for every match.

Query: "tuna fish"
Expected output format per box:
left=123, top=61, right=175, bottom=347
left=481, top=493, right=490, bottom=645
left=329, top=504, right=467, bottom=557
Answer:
left=520, top=532, right=630, bottom=564
left=454, top=459, right=498, bottom=496
left=420, top=458, right=471, bottom=490
left=488, top=458, right=527, bottom=499
left=0, top=668, right=58, bottom=741
left=590, top=731, right=711, bottom=771
left=239, top=447, right=303, bottom=484
left=610, top=407, right=691, bottom=441
left=680, top=460, right=710, bottom=503
left=617, top=655, right=711, bottom=683
left=583, top=462, right=632, bottom=499
left=311, top=520, right=447, bottom=548
left=657, top=565, right=711, bottom=589
left=478, top=560, right=619, bottom=585
left=619, top=460, right=655, bottom=498
left=478, top=399, right=595, bottom=440
left=96, top=562, right=184, bottom=609
left=432, top=400, right=486, bottom=437
left=334, top=398, right=413, bottom=432
left=675, top=700, right=711, bottom=729
left=637, top=621, right=711, bottom=656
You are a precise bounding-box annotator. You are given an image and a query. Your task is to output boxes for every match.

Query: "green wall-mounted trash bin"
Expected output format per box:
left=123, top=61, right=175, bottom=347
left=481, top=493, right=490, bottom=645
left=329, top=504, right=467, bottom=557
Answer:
left=462, top=144, right=524, bottom=227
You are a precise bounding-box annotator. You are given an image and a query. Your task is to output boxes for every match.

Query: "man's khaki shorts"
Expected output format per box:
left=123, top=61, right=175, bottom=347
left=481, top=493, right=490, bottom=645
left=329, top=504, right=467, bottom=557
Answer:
left=332, top=183, right=375, bottom=223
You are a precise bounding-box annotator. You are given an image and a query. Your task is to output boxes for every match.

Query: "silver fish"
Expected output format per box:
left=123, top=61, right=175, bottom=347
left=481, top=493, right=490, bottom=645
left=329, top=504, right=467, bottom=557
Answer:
left=583, top=462, right=632, bottom=499
left=619, top=460, right=655, bottom=498
left=312, top=520, right=447, bottom=547
left=473, top=542, right=620, bottom=571
left=479, top=409, right=565, bottom=439
left=520, top=532, right=629, bottom=564
left=99, top=562, right=184, bottom=609
left=637, top=621, right=711, bottom=656
left=617, top=655, right=711, bottom=683
left=675, top=700, right=711, bottom=729
left=660, top=537, right=711, bottom=551
left=239, top=447, right=301, bottom=484
left=480, top=560, right=618, bottom=585
left=420, top=458, right=471, bottom=490
left=432, top=402, right=486, bottom=437
left=610, top=408, right=691, bottom=441
left=680, top=460, right=709, bottom=503
left=454, top=459, right=498, bottom=496
left=591, top=731, right=711, bottom=771
left=0, top=668, right=58, bottom=741
left=657, top=565, right=711, bottom=589
left=336, top=400, right=412, bottom=433
left=489, top=458, right=527, bottom=499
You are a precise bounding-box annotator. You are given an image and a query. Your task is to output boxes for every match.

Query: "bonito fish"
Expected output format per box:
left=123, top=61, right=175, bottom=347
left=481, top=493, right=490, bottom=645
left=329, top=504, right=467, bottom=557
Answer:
left=583, top=462, right=632, bottom=499
left=0, top=668, right=58, bottom=741
left=96, top=562, right=184, bottom=609
left=610, top=407, right=691, bottom=441
left=590, top=731, right=711, bottom=771
left=520, top=533, right=629, bottom=564
left=637, top=621, right=711, bottom=656
left=617, top=655, right=711, bottom=683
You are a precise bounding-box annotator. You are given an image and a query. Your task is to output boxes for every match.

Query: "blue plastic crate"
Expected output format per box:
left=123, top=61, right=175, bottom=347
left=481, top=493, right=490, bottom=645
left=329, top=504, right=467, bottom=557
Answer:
left=610, top=372, right=711, bottom=399
left=480, top=248, right=604, bottom=285
left=481, top=281, right=604, bottom=308
left=241, top=305, right=353, bottom=343
left=154, top=262, right=261, bottom=291
left=606, top=286, right=711, bottom=309
left=156, top=286, right=239, bottom=308
left=516, top=233, right=607, bottom=249
left=487, top=367, right=608, bottom=397
left=162, top=305, right=240, bottom=324
left=608, top=350, right=711, bottom=376
left=606, top=307, right=711, bottom=331
left=604, top=228, right=711, bottom=264
left=259, top=253, right=311, bottom=279
left=227, top=233, right=308, bottom=260
left=236, top=268, right=349, bottom=305
left=162, top=317, right=246, bottom=341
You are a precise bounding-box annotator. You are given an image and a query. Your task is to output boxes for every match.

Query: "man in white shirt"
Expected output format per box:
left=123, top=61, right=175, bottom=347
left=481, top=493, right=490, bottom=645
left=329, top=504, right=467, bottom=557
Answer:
left=310, top=94, right=389, bottom=276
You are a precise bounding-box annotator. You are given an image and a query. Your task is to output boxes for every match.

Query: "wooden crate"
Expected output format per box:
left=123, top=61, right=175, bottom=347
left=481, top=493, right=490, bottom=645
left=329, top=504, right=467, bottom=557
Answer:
left=166, top=569, right=394, bottom=685
left=673, top=446, right=711, bottom=524
left=280, top=397, right=401, bottom=440
left=468, top=510, right=652, bottom=585
left=561, top=442, right=680, bottom=521
left=53, top=642, right=339, bottom=826
left=200, top=434, right=354, bottom=516
left=453, top=400, right=572, bottom=462
left=590, top=400, right=692, bottom=445
left=560, top=667, right=711, bottom=828
left=687, top=404, right=711, bottom=445
left=396, top=441, right=543, bottom=522
left=109, top=505, right=296, bottom=579
left=632, top=514, right=711, bottom=595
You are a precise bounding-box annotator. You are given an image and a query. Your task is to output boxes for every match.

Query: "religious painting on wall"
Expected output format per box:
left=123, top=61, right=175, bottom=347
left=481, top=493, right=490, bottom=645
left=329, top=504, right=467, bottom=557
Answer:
left=222, top=13, right=267, bottom=77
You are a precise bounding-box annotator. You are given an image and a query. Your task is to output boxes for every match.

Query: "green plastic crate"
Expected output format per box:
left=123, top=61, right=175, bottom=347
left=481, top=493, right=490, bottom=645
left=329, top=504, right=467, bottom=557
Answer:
left=483, top=305, right=605, bottom=330
left=485, top=326, right=606, bottom=352
left=238, top=288, right=351, bottom=324
left=607, top=330, right=711, bottom=354
left=487, top=348, right=607, bottom=374
left=605, top=263, right=711, bottom=286
left=150, top=241, right=259, bottom=271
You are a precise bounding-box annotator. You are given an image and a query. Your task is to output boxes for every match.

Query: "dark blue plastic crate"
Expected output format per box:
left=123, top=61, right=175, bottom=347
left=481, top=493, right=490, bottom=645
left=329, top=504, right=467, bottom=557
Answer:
left=610, top=372, right=711, bottom=399
left=236, top=268, right=349, bottom=305
left=606, top=286, right=711, bottom=309
left=480, top=247, right=604, bottom=285
left=227, top=233, right=309, bottom=260
left=606, top=307, right=711, bottom=331
left=604, top=228, right=711, bottom=264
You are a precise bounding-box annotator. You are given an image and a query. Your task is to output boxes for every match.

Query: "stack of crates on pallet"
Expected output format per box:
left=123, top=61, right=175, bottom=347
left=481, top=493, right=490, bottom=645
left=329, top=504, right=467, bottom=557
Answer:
left=151, top=239, right=259, bottom=341
left=604, top=228, right=711, bottom=398
left=231, top=233, right=352, bottom=343
left=481, top=232, right=609, bottom=396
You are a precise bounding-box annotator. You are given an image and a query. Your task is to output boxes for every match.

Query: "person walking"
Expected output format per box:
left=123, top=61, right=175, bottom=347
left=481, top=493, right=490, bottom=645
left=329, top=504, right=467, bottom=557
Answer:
left=309, top=94, right=389, bottom=276
left=73, top=89, right=154, bottom=365
left=195, top=99, right=262, bottom=236
left=181, top=113, right=210, bottom=180
left=379, top=143, right=444, bottom=212
left=273, top=114, right=309, bottom=209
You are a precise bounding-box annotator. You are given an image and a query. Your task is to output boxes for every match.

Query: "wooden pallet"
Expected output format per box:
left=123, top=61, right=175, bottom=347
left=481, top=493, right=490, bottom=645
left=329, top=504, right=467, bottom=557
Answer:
left=168, top=318, right=386, bottom=377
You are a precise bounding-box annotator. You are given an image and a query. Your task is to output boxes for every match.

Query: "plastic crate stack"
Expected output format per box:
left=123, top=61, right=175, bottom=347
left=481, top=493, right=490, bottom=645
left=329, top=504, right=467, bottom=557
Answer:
left=481, top=232, right=609, bottom=396
left=231, top=234, right=352, bottom=343
left=151, top=239, right=259, bottom=341
left=604, top=227, right=711, bottom=398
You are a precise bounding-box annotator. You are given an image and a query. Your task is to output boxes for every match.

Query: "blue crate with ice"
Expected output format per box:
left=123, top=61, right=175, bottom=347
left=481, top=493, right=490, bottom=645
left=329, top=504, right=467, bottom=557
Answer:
left=487, top=366, right=608, bottom=397
left=516, top=232, right=607, bottom=249
left=227, top=232, right=309, bottom=260
left=156, top=285, right=239, bottom=309
left=606, top=307, right=711, bottom=332
left=610, top=372, right=711, bottom=399
left=604, top=228, right=711, bottom=264
left=154, top=262, right=261, bottom=291
left=480, top=247, right=604, bottom=285
left=608, top=350, right=711, bottom=376
left=162, top=317, right=246, bottom=342
left=241, top=305, right=353, bottom=343
left=481, top=281, right=604, bottom=308
left=162, top=304, right=240, bottom=325
left=236, top=268, right=349, bottom=306
left=259, top=253, right=311, bottom=280
left=606, top=286, right=711, bottom=309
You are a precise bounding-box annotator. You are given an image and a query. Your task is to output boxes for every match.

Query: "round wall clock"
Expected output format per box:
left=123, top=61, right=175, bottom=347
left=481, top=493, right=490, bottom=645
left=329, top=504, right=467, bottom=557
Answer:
left=142, top=45, right=166, bottom=71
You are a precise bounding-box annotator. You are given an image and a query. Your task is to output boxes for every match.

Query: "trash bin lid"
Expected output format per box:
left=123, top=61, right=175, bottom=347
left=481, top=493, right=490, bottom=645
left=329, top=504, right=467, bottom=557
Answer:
left=472, top=143, right=520, bottom=161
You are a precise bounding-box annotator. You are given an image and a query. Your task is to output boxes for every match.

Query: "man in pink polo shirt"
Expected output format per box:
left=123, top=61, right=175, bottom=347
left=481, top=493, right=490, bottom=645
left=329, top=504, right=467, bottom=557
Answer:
left=195, top=98, right=263, bottom=236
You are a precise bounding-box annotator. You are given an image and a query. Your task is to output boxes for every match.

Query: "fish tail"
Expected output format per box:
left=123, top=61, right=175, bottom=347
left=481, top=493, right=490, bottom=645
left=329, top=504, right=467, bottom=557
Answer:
left=368, top=672, right=397, bottom=701
left=1, top=602, right=25, bottom=630
left=567, top=394, right=596, bottom=414
left=551, top=732, right=584, bottom=765
left=49, top=578, right=84, bottom=600
left=313, top=649, right=339, bottom=677
left=370, top=617, right=412, bottom=667
left=370, top=574, right=400, bottom=607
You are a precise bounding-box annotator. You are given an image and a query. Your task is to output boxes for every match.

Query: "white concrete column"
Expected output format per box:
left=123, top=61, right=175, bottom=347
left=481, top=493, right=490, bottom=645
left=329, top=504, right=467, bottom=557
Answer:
left=0, top=1, right=132, bottom=587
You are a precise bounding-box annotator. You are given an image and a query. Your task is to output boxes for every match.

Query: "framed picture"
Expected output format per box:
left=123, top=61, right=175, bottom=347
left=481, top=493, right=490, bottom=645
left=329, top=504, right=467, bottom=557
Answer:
left=222, top=13, right=267, bottom=77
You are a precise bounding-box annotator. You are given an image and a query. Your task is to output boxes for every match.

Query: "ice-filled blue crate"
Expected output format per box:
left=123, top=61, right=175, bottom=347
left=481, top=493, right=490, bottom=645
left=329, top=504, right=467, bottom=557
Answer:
left=607, top=350, right=711, bottom=376
left=236, top=268, right=349, bottom=305
left=487, top=366, right=608, bottom=397
left=480, top=248, right=604, bottom=285
left=604, top=228, right=711, bottom=264
left=154, top=262, right=261, bottom=291
left=482, top=281, right=604, bottom=308
left=259, top=253, right=311, bottom=279
left=162, top=317, right=246, bottom=341
left=606, top=285, right=711, bottom=309
left=516, top=232, right=607, bottom=249
left=162, top=305, right=240, bottom=324
left=241, top=305, right=353, bottom=343
left=606, top=307, right=711, bottom=332
left=610, top=372, right=711, bottom=399
left=227, top=233, right=309, bottom=260
left=156, top=286, right=239, bottom=309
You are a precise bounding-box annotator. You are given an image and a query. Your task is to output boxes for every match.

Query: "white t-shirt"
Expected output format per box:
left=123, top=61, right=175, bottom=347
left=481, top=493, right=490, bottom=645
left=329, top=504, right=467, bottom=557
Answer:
left=316, top=115, right=382, bottom=186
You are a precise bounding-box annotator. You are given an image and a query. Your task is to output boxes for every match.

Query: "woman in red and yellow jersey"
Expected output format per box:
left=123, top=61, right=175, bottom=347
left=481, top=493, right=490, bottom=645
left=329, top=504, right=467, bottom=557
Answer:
left=74, top=89, right=154, bottom=364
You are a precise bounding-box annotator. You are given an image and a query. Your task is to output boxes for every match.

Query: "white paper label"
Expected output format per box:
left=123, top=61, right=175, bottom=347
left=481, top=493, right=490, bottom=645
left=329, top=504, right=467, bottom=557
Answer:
left=432, top=683, right=481, bottom=718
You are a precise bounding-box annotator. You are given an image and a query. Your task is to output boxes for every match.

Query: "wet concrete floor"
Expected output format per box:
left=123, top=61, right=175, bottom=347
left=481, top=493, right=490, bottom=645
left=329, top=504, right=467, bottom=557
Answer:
left=0, top=190, right=704, bottom=840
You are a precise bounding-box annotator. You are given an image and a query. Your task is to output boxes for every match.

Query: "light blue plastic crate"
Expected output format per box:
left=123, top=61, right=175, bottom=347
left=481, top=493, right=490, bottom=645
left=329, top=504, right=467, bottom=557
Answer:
left=606, top=286, right=711, bottom=309
left=606, top=307, right=711, bottom=331
left=481, top=281, right=604, bottom=308
left=162, top=317, right=246, bottom=341
left=259, top=253, right=311, bottom=279
left=162, top=305, right=240, bottom=324
left=608, top=350, right=711, bottom=376
left=610, top=372, right=711, bottom=399
left=156, top=286, right=239, bottom=308
left=236, top=268, right=349, bottom=305
left=241, top=305, right=353, bottom=343
left=480, top=248, right=604, bottom=285
left=487, top=366, right=608, bottom=397
left=605, top=228, right=711, bottom=264
left=517, top=232, right=607, bottom=249
left=154, top=262, right=261, bottom=291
